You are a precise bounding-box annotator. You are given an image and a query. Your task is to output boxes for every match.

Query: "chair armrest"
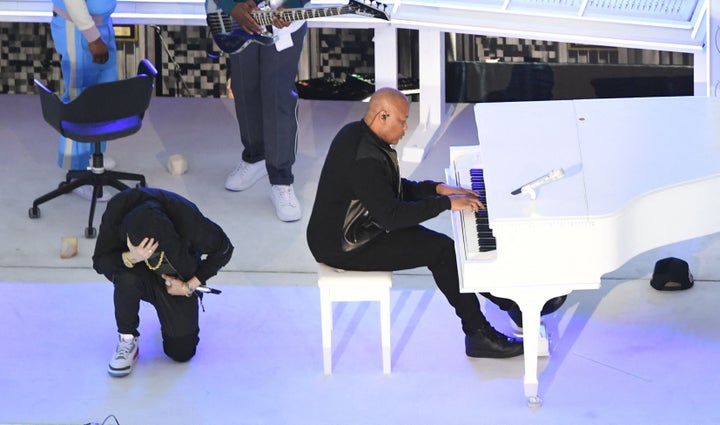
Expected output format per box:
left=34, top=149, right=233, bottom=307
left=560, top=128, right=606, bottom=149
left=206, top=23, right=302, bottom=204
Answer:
left=137, top=58, right=158, bottom=77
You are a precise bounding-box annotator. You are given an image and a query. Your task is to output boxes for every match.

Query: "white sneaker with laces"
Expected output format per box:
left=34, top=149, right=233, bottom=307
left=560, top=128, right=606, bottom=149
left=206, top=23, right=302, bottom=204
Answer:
left=270, top=184, right=301, bottom=222
left=225, top=160, right=267, bottom=191
left=108, top=333, right=139, bottom=377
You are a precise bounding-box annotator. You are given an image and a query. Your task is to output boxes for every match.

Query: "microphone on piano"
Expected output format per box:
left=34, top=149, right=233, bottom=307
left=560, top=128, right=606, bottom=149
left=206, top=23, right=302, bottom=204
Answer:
left=511, top=168, right=565, bottom=200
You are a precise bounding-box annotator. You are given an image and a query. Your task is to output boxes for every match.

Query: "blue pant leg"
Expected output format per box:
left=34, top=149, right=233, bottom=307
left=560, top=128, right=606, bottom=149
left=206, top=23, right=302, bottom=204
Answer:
left=259, top=25, right=307, bottom=185
left=51, top=14, right=117, bottom=170
left=230, top=43, right=265, bottom=164
left=229, top=25, right=307, bottom=184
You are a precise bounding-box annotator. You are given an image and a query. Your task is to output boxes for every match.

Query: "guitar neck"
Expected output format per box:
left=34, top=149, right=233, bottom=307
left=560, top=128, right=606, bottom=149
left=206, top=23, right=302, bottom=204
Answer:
left=252, top=6, right=351, bottom=25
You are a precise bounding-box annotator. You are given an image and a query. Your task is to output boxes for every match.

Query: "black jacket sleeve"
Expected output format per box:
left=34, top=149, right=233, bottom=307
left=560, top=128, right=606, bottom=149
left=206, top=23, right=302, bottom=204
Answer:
left=171, top=207, right=234, bottom=285
left=351, top=157, right=450, bottom=231
left=92, top=190, right=139, bottom=281
left=146, top=190, right=233, bottom=285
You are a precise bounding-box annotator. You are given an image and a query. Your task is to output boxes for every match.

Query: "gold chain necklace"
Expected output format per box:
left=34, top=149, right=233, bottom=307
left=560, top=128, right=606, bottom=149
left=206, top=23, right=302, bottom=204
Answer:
left=144, top=251, right=164, bottom=270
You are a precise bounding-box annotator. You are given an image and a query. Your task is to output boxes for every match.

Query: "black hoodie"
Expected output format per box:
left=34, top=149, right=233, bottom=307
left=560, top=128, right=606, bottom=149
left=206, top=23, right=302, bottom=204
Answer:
left=93, top=187, right=233, bottom=284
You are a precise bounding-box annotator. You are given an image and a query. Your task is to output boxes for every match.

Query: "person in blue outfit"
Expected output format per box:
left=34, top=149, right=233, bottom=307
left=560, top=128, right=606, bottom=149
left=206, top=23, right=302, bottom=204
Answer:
left=50, top=0, right=118, bottom=200
left=212, top=0, right=309, bottom=222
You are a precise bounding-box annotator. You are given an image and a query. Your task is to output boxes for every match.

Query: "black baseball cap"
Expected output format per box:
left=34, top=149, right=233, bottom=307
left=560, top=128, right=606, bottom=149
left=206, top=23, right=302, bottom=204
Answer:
left=650, top=257, right=694, bottom=291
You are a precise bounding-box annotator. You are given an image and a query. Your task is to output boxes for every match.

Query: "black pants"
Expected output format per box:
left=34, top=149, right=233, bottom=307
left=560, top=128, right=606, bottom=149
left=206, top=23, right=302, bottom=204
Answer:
left=324, top=225, right=497, bottom=335
left=486, top=293, right=568, bottom=328
left=229, top=24, right=307, bottom=186
left=113, top=268, right=199, bottom=362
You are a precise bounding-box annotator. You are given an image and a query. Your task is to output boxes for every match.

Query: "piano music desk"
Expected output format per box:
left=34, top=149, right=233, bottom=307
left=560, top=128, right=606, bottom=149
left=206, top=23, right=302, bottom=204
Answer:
left=448, top=95, right=720, bottom=406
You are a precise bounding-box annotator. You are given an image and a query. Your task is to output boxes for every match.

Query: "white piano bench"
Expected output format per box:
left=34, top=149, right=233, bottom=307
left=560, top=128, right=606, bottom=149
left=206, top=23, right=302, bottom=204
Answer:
left=317, top=263, right=392, bottom=375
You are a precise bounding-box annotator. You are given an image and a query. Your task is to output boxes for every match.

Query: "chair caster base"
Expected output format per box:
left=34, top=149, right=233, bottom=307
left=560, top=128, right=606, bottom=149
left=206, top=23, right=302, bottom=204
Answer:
left=85, top=227, right=97, bottom=239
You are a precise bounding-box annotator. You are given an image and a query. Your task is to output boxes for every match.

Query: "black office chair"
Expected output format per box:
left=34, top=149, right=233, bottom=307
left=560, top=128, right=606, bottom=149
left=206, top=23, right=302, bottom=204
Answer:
left=29, top=58, right=158, bottom=238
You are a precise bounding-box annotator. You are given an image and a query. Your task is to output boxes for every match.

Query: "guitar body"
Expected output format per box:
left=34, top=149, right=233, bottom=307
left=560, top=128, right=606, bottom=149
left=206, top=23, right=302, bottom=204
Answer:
left=206, top=1, right=277, bottom=55
left=207, top=17, right=277, bottom=54
left=206, top=0, right=390, bottom=55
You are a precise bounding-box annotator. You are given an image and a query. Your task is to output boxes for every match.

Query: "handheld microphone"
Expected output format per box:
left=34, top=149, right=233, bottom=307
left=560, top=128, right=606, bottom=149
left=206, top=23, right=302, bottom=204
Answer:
left=511, top=168, right=565, bottom=200
left=195, top=285, right=222, bottom=295
left=164, top=280, right=222, bottom=295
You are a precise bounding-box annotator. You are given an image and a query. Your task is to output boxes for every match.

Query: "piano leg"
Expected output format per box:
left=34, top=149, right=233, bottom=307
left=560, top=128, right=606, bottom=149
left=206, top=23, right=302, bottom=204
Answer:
left=518, top=298, right=543, bottom=407
left=538, top=322, right=550, bottom=357
left=491, top=288, right=572, bottom=408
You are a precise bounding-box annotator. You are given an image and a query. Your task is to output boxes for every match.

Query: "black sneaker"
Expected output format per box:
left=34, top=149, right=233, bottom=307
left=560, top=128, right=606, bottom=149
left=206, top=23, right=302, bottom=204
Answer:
left=465, top=327, right=523, bottom=358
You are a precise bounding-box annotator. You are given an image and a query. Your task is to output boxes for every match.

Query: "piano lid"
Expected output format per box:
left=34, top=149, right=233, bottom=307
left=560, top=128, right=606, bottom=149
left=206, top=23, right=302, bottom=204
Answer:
left=307, top=0, right=700, bottom=24
left=395, top=0, right=700, bottom=23
left=389, top=0, right=708, bottom=52
left=473, top=96, right=720, bottom=221
left=0, top=0, right=709, bottom=52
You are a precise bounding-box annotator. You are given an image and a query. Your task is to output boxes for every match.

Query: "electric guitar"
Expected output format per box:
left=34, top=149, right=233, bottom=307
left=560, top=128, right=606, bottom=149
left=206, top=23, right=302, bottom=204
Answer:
left=206, top=0, right=390, bottom=55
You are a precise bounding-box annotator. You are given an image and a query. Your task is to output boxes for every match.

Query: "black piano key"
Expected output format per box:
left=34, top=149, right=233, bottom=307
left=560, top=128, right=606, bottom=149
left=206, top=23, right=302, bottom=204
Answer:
left=469, top=168, right=497, bottom=252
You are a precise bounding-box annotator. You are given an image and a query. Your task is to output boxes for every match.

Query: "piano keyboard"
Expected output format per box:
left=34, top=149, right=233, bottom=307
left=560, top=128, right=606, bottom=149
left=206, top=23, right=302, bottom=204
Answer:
left=469, top=168, right=497, bottom=252
left=452, top=165, right=498, bottom=260
left=448, top=148, right=498, bottom=261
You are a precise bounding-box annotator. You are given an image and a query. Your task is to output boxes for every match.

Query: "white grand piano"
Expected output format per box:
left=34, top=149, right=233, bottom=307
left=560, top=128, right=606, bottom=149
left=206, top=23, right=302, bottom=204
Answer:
left=391, top=0, right=714, bottom=164
left=447, top=95, right=720, bottom=405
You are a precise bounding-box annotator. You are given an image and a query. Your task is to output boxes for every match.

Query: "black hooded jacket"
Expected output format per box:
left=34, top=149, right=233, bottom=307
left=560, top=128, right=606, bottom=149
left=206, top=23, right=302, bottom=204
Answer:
left=306, top=120, right=450, bottom=263
left=93, top=188, right=233, bottom=284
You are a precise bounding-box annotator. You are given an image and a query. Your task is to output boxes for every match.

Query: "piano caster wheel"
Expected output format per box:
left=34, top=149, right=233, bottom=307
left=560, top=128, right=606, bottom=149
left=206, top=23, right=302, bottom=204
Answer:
left=527, top=396, right=543, bottom=408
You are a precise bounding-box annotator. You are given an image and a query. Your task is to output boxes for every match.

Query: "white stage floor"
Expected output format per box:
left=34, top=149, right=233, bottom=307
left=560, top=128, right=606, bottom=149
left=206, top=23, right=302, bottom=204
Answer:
left=1, top=94, right=719, bottom=424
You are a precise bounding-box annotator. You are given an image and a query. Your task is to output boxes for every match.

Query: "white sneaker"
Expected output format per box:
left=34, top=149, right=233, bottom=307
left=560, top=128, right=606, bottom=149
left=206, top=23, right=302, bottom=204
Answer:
left=108, top=333, right=139, bottom=377
left=72, top=185, right=112, bottom=202
left=270, top=185, right=301, bottom=222
left=225, top=160, right=267, bottom=191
